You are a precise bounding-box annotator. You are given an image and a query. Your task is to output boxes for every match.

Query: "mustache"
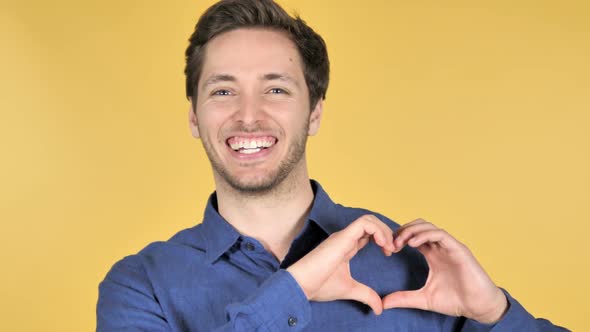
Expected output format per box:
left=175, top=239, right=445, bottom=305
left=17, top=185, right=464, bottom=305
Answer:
left=224, top=122, right=277, bottom=135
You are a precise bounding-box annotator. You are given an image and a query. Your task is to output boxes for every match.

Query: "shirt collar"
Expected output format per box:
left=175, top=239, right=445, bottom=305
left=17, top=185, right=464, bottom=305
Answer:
left=200, top=193, right=241, bottom=264
left=307, top=180, right=344, bottom=235
left=200, top=179, right=344, bottom=264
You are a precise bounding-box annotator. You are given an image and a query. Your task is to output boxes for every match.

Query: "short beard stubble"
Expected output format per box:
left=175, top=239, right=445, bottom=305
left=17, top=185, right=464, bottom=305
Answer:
left=200, top=118, right=310, bottom=196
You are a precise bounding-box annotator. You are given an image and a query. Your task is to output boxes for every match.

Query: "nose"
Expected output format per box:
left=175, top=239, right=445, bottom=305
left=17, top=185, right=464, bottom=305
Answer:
left=232, top=93, right=265, bottom=125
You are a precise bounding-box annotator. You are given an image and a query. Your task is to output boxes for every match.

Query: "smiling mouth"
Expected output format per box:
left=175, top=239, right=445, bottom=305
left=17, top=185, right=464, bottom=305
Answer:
left=226, top=136, right=278, bottom=155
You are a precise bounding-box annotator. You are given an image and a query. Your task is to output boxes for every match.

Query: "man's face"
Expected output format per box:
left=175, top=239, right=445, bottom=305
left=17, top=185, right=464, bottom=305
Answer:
left=189, top=28, right=322, bottom=193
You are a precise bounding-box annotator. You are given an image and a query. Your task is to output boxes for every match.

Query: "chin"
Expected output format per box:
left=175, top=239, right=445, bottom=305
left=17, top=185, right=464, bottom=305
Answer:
left=222, top=169, right=290, bottom=194
left=228, top=176, right=282, bottom=194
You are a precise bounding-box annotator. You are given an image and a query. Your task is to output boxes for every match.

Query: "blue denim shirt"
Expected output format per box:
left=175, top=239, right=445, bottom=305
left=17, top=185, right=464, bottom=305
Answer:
left=97, top=181, right=568, bottom=331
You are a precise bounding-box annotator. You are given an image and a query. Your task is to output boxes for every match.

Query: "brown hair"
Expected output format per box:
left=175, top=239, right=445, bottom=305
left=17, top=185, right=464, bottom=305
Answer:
left=184, top=0, right=330, bottom=111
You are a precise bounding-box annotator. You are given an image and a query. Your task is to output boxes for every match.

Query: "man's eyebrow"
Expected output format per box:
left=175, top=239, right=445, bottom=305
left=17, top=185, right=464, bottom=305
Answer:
left=261, top=73, right=300, bottom=87
left=201, top=74, right=236, bottom=89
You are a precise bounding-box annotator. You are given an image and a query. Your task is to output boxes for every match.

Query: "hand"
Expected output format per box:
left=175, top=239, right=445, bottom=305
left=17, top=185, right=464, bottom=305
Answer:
left=287, top=215, right=395, bottom=315
left=382, top=218, right=508, bottom=324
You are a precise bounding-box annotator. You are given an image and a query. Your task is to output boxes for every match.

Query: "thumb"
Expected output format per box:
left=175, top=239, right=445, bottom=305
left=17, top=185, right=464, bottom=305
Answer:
left=345, top=281, right=383, bottom=315
left=382, top=290, right=426, bottom=310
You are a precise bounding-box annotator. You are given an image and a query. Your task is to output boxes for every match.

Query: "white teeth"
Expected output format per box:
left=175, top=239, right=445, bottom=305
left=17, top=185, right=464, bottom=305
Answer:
left=228, top=137, right=275, bottom=151
left=239, top=148, right=261, bottom=154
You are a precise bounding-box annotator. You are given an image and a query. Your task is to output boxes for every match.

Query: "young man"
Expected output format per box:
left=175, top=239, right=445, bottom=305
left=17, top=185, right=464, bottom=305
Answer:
left=97, top=0, right=568, bottom=331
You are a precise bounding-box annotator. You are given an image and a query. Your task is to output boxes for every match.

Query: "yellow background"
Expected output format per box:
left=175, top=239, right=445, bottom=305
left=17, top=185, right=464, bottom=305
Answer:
left=1, top=0, right=587, bottom=330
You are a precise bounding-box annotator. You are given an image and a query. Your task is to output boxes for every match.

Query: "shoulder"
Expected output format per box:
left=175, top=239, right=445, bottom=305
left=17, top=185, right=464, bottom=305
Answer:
left=97, top=225, right=208, bottom=331
left=100, top=223, right=208, bottom=287
left=141, top=223, right=207, bottom=259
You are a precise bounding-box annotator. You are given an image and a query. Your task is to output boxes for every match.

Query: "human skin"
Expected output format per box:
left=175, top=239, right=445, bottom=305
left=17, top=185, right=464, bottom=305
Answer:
left=189, top=28, right=322, bottom=195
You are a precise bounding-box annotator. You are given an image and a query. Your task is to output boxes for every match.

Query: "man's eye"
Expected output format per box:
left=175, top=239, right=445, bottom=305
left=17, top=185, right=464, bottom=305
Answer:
left=269, top=88, right=286, bottom=94
left=213, top=89, right=232, bottom=96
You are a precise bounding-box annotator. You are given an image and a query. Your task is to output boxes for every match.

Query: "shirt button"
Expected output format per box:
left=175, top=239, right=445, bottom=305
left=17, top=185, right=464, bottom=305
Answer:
left=288, top=316, right=297, bottom=327
left=244, top=242, right=255, bottom=251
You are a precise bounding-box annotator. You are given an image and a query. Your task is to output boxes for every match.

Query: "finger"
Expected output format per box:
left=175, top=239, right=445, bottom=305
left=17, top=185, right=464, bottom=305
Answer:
left=395, top=220, right=437, bottom=238
left=393, top=222, right=437, bottom=251
left=363, top=215, right=395, bottom=253
left=371, top=215, right=395, bottom=252
left=347, top=234, right=372, bottom=260
left=347, top=281, right=384, bottom=315
left=381, top=246, right=393, bottom=257
left=395, top=218, right=429, bottom=234
left=348, top=216, right=389, bottom=250
left=413, top=242, right=436, bottom=257
left=382, top=290, right=427, bottom=311
left=407, top=229, right=448, bottom=248
left=357, top=235, right=370, bottom=250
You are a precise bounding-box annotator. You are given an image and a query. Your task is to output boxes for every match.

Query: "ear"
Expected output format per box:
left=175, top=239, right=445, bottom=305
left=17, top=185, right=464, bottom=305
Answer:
left=188, top=98, right=200, bottom=139
left=307, top=99, right=324, bottom=136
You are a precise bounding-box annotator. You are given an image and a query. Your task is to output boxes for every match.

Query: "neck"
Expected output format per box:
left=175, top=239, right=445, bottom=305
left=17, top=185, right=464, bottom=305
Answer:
left=215, top=166, right=314, bottom=261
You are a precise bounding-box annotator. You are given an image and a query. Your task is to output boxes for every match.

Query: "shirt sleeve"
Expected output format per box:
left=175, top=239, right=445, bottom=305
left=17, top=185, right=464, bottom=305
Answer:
left=97, top=255, right=171, bottom=331
left=97, top=256, right=311, bottom=332
left=457, top=289, right=570, bottom=332
left=224, top=269, right=312, bottom=331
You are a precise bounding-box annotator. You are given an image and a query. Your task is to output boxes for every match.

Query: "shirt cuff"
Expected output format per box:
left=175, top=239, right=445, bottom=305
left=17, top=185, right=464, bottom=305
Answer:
left=461, top=288, right=535, bottom=332
left=226, top=269, right=312, bottom=331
